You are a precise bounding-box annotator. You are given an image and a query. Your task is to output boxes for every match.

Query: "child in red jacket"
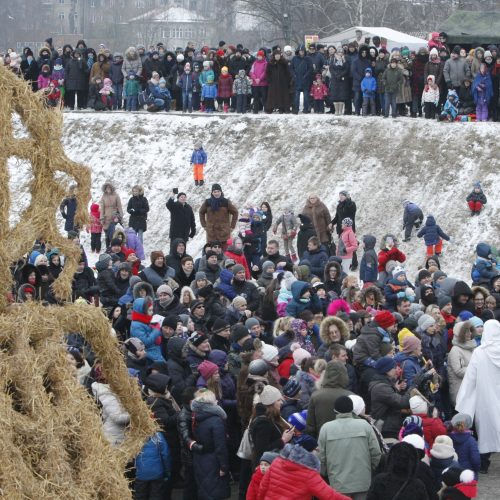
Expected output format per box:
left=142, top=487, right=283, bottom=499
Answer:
left=88, top=203, right=103, bottom=253
left=310, top=74, right=329, bottom=114
left=247, top=451, right=279, bottom=500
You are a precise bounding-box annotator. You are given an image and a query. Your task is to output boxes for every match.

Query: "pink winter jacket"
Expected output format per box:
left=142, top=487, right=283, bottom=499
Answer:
left=337, top=227, right=358, bottom=259
left=249, top=59, right=268, bottom=87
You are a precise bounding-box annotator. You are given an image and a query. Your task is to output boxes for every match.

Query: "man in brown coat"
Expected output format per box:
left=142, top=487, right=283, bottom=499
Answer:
left=199, top=183, right=238, bottom=249
left=302, top=194, right=332, bottom=249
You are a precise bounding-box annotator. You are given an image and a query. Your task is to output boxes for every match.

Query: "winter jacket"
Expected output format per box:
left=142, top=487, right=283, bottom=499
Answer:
left=259, top=444, right=349, bottom=500
left=302, top=198, right=331, bottom=245
left=361, top=74, right=377, bottom=97
left=91, top=382, right=130, bottom=445
left=191, top=148, right=207, bottom=165
left=369, top=374, right=410, bottom=439
left=353, top=322, right=389, bottom=367
left=249, top=59, right=268, bottom=87
left=109, top=59, right=124, bottom=84
left=291, top=54, right=314, bottom=90
left=351, top=48, right=372, bottom=91
left=191, top=401, right=230, bottom=499
left=382, top=65, right=404, bottom=93
left=310, top=80, right=328, bottom=100
left=319, top=413, right=381, bottom=494
left=329, top=58, right=351, bottom=101
left=130, top=298, right=164, bottom=363
left=72, top=266, right=97, bottom=300
left=337, top=226, right=358, bottom=259
left=96, top=265, right=122, bottom=308
left=59, top=196, right=77, bottom=232
left=377, top=246, right=406, bottom=273
left=127, top=191, right=149, bottom=233
left=266, top=58, right=291, bottom=109
left=367, top=473, right=429, bottom=500
left=417, top=216, right=450, bottom=246
left=166, top=337, right=195, bottom=405
left=199, top=69, right=215, bottom=85
left=422, top=83, right=440, bottom=104
left=413, top=413, right=447, bottom=448
left=121, top=46, right=142, bottom=78
left=301, top=246, right=329, bottom=277
left=450, top=431, right=480, bottom=474
left=472, top=71, right=493, bottom=104
left=273, top=212, right=298, bottom=236
left=135, top=432, right=170, bottom=481
left=452, top=280, right=475, bottom=317
left=305, top=361, right=353, bottom=437
left=124, top=77, right=140, bottom=97
left=384, top=277, right=414, bottom=311
left=447, top=338, right=475, bottom=405
left=443, top=57, right=469, bottom=88
left=99, top=183, right=123, bottom=231
left=421, top=331, right=447, bottom=373
left=466, top=189, right=487, bottom=205
left=166, top=197, right=196, bottom=243
left=201, top=81, right=218, bottom=99
left=89, top=54, right=110, bottom=83
left=65, top=57, right=89, bottom=91
left=199, top=196, right=238, bottom=243
left=286, top=280, right=321, bottom=318
left=360, top=235, right=378, bottom=283
left=178, top=71, right=194, bottom=93
left=250, top=412, right=284, bottom=467
left=233, top=75, right=252, bottom=95
left=394, top=352, right=422, bottom=388
left=217, top=73, right=233, bottom=98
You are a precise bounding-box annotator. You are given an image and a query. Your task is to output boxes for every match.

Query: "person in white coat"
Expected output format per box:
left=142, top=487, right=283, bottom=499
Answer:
left=92, top=379, right=130, bottom=446
left=456, top=319, right=500, bottom=474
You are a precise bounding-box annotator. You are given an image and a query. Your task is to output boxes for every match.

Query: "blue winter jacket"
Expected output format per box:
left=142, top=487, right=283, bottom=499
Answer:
left=361, top=74, right=377, bottom=97
left=417, top=216, right=450, bottom=246
left=450, top=431, right=481, bottom=475
left=191, top=148, right=207, bottom=165
left=135, top=432, right=171, bottom=481
left=403, top=202, right=422, bottom=225
left=360, top=234, right=378, bottom=283
left=201, top=83, right=218, bottom=99
left=178, top=72, right=194, bottom=93
left=130, top=298, right=164, bottom=363
left=394, top=352, right=422, bottom=387
left=351, top=52, right=371, bottom=91
left=285, top=280, right=321, bottom=317
left=471, top=243, right=498, bottom=283
left=300, top=245, right=329, bottom=277
left=291, top=54, right=314, bottom=90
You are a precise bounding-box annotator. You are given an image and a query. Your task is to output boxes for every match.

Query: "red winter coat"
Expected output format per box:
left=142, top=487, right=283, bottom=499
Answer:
left=414, top=413, right=447, bottom=448
left=218, top=73, right=233, bottom=98
left=89, top=203, right=103, bottom=234
left=247, top=467, right=264, bottom=500
left=377, top=247, right=406, bottom=272
left=277, top=355, right=294, bottom=380
left=225, top=246, right=251, bottom=279
left=123, top=247, right=141, bottom=276
left=257, top=446, right=350, bottom=500
left=310, top=81, right=328, bottom=100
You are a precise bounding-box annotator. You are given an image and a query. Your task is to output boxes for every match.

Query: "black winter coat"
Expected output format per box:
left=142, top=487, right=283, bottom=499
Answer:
left=72, top=266, right=97, bottom=300
left=60, top=196, right=77, bottom=232
left=367, top=473, right=429, bottom=500
left=177, top=405, right=203, bottom=466
left=331, top=199, right=357, bottom=235
left=266, top=58, right=291, bottom=110
left=166, top=198, right=196, bottom=243
left=291, top=54, right=314, bottom=90
left=127, top=195, right=149, bottom=232
left=166, top=338, right=195, bottom=405
left=297, top=216, right=317, bottom=259
left=21, top=59, right=39, bottom=90
left=109, top=61, right=124, bottom=84
left=329, top=59, right=351, bottom=101
left=249, top=408, right=284, bottom=467
left=147, top=395, right=179, bottom=451
left=65, top=57, right=89, bottom=91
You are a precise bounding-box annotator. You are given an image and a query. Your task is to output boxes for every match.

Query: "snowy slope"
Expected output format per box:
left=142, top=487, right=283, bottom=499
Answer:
left=9, top=112, right=500, bottom=280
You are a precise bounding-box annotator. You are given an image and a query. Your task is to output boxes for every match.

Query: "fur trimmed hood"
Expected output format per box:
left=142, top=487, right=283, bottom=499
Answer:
left=133, top=281, right=154, bottom=300
left=360, top=285, right=384, bottom=306
left=280, top=443, right=320, bottom=472
left=102, top=181, right=116, bottom=193
left=319, top=316, right=349, bottom=345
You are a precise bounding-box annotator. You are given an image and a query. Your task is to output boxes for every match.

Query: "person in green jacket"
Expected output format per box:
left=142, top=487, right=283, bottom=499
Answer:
left=382, top=57, right=404, bottom=118
left=319, top=396, right=382, bottom=500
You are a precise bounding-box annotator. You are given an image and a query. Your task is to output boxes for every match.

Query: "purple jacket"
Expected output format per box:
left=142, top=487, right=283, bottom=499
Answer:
left=249, top=59, right=268, bottom=87
left=125, top=227, right=145, bottom=260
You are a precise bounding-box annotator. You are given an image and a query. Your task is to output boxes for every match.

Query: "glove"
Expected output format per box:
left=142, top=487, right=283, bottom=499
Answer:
left=397, top=291, right=406, bottom=298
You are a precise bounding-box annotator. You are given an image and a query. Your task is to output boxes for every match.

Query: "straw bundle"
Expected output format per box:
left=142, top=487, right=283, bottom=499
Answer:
left=0, top=67, right=156, bottom=498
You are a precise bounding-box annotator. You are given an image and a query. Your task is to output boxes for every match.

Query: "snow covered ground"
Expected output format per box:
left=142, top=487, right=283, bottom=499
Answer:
left=9, top=112, right=500, bottom=280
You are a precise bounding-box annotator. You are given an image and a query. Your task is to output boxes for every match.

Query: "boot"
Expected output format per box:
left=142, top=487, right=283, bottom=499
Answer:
left=199, top=180, right=204, bottom=186
left=195, top=180, right=199, bottom=186
left=200, top=103, right=205, bottom=112
left=223, top=103, right=229, bottom=113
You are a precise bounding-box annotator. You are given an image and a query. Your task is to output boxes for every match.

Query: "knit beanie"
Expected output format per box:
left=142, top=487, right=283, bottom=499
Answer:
left=189, top=331, right=208, bottom=347
left=433, top=271, right=447, bottom=283
left=98, top=253, right=112, bottom=266
left=348, top=395, right=366, bottom=416
left=124, top=337, right=145, bottom=358
left=375, top=310, right=396, bottom=329
left=291, top=344, right=311, bottom=367
left=260, top=451, right=280, bottom=464
left=431, top=435, right=457, bottom=460
left=402, top=434, right=425, bottom=451
left=261, top=344, right=278, bottom=363
left=438, top=295, right=452, bottom=309
left=195, top=271, right=207, bottom=281
left=451, top=413, right=473, bottom=429
left=417, top=269, right=432, bottom=282
left=334, top=395, right=354, bottom=414
left=211, top=183, right=222, bottom=193
left=469, top=316, right=483, bottom=329
left=287, top=410, right=308, bottom=431
left=232, top=296, right=247, bottom=308
left=212, top=317, right=230, bottom=334
left=259, top=385, right=282, bottom=405
left=402, top=334, right=421, bottom=354
left=374, top=356, right=396, bottom=374
left=409, top=395, right=428, bottom=415
left=283, top=379, right=301, bottom=398
left=398, top=327, right=415, bottom=345
left=458, top=311, right=474, bottom=321
left=198, top=360, right=219, bottom=380
left=157, top=284, right=173, bottom=297
left=231, top=323, right=249, bottom=343
left=129, top=275, right=142, bottom=288
left=232, top=264, right=245, bottom=275
left=417, top=314, right=436, bottom=332
left=245, top=317, right=260, bottom=330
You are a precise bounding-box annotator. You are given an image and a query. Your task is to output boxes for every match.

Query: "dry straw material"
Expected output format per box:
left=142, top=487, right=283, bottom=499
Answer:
left=0, top=66, right=156, bottom=498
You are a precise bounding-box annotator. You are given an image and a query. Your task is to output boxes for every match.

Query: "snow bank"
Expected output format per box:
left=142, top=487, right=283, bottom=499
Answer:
left=9, top=112, right=500, bottom=280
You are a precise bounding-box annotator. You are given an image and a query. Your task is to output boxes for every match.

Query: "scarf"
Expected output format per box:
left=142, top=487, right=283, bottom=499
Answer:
left=209, top=195, right=225, bottom=212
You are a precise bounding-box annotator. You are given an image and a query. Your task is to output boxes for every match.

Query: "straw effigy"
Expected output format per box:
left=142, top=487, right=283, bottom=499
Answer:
left=0, top=65, right=156, bottom=498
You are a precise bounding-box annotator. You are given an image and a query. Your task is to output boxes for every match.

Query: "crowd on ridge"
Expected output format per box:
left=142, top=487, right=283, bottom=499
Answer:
left=2, top=32, right=500, bottom=120
left=9, top=174, right=500, bottom=500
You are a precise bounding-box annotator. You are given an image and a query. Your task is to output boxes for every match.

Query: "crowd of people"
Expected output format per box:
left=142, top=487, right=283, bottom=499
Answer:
left=2, top=32, right=500, bottom=120
left=10, top=172, right=500, bottom=500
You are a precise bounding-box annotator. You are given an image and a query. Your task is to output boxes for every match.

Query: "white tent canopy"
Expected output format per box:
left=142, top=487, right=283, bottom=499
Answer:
left=319, top=27, right=427, bottom=51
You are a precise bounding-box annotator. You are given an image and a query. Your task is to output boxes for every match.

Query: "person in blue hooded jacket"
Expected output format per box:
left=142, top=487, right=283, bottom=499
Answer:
left=402, top=200, right=424, bottom=242
left=361, top=67, right=377, bottom=116
left=130, top=297, right=165, bottom=363
left=417, top=215, right=450, bottom=257
left=291, top=46, right=314, bottom=113
left=471, top=242, right=498, bottom=286
left=286, top=280, right=321, bottom=317
left=351, top=45, right=371, bottom=115
left=135, top=431, right=171, bottom=498
left=359, top=234, right=378, bottom=286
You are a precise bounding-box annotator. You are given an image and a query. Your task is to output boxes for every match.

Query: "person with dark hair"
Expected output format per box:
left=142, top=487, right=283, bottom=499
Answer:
left=367, top=442, right=429, bottom=499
